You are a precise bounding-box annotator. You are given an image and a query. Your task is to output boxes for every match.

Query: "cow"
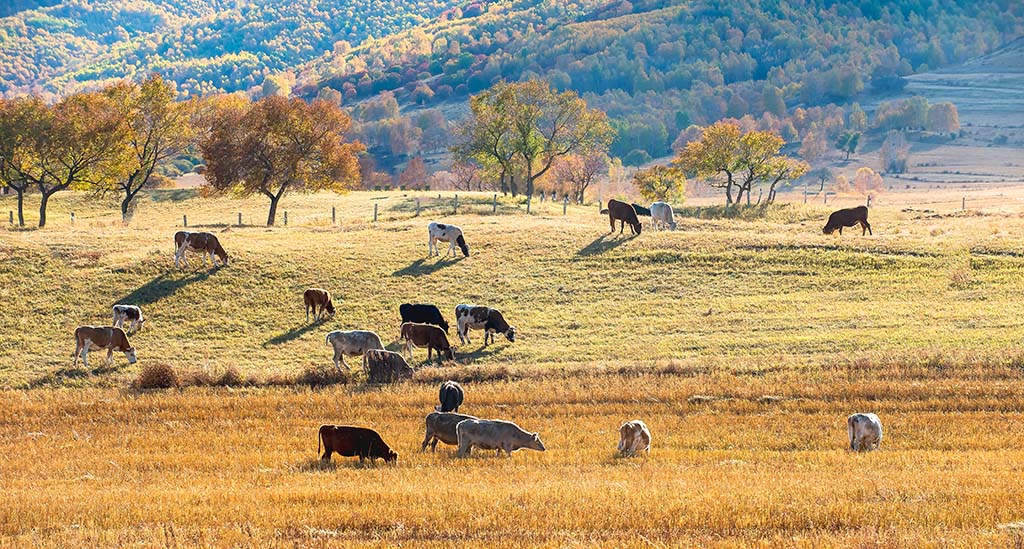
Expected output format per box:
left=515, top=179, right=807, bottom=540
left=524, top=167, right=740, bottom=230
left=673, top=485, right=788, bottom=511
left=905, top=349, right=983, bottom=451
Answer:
left=428, top=221, right=470, bottom=258
left=617, top=420, right=652, bottom=457
left=437, top=380, right=465, bottom=413
left=606, top=199, right=642, bottom=235
left=420, top=411, right=478, bottom=451
left=174, top=231, right=229, bottom=268
left=456, top=419, right=546, bottom=458
left=318, top=425, right=398, bottom=464
left=303, top=288, right=336, bottom=322
left=364, top=349, right=414, bottom=383
left=649, top=202, right=677, bottom=231
left=399, top=303, right=449, bottom=334
left=847, top=413, right=883, bottom=452
left=400, top=322, right=454, bottom=363
left=325, top=330, right=385, bottom=371
left=72, top=326, right=137, bottom=369
left=455, top=304, right=516, bottom=346
left=823, top=206, right=872, bottom=236
left=111, top=304, right=145, bottom=334
left=631, top=203, right=652, bottom=217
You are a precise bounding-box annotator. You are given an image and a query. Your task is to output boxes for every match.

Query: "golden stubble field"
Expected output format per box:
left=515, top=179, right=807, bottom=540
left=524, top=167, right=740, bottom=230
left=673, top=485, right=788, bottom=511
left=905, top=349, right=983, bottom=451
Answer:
left=2, top=189, right=1024, bottom=546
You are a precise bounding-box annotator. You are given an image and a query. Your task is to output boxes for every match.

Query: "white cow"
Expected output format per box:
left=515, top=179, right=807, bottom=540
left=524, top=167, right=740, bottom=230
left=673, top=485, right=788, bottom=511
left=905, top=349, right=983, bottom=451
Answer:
left=112, top=304, right=145, bottom=334
left=847, top=413, right=883, bottom=452
left=428, top=222, right=470, bottom=258
left=325, top=330, right=385, bottom=371
left=617, top=420, right=651, bottom=456
left=650, top=202, right=677, bottom=231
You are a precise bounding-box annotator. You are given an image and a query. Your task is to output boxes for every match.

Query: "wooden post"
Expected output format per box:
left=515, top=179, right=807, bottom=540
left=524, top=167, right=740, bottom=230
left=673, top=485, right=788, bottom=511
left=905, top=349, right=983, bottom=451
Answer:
left=823, top=193, right=827, bottom=205
left=962, top=196, right=966, bottom=210
left=70, top=212, right=75, bottom=225
left=373, top=203, right=378, bottom=222
left=563, top=195, right=568, bottom=215
left=526, top=197, right=531, bottom=214
left=284, top=211, right=288, bottom=226
left=332, top=206, right=336, bottom=224
left=598, top=200, right=602, bottom=212
left=416, top=198, right=421, bottom=217
left=183, top=214, right=187, bottom=227
left=8, top=211, right=12, bottom=224
left=866, top=196, right=871, bottom=208
left=493, top=194, right=498, bottom=213
left=238, top=212, right=242, bottom=226
left=803, top=190, right=807, bottom=204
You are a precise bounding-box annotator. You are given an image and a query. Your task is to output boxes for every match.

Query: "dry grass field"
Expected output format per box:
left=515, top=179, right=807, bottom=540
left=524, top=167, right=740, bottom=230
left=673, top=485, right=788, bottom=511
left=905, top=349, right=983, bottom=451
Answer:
left=3, top=188, right=1024, bottom=546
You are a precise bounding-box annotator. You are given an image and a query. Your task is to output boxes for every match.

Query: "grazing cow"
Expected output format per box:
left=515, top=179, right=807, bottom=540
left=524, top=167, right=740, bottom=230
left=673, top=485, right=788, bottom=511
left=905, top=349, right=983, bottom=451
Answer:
left=455, top=304, right=516, bottom=346
left=437, top=380, right=465, bottom=412
left=303, top=289, right=336, bottom=322
left=606, top=199, right=642, bottom=235
left=428, top=221, right=470, bottom=258
left=823, top=206, right=872, bottom=236
left=111, top=304, right=145, bottom=334
left=72, top=326, right=137, bottom=369
left=318, top=425, right=398, bottom=464
left=399, top=303, right=449, bottom=334
left=456, top=419, right=546, bottom=457
left=174, top=231, right=229, bottom=268
left=364, top=349, right=414, bottom=383
left=325, top=330, right=385, bottom=370
left=400, top=322, right=454, bottom=363
left=617, top=420, right=652, bottom=457
left=420, top=411, right=478, bottom=451
left=847, top=413, right=883, bottom=452
left=631, top=203, right=652, bottom=217
left=649, top=202, right=677, bottom=231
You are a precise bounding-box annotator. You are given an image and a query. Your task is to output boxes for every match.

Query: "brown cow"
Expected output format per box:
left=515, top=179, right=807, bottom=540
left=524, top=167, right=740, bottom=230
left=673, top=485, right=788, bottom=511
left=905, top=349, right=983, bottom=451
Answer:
left=364, top=349, right=414, bottom=383
left=607, top=199, right=642, bottom=235
left=174, top=231, right=228, bottom=268
left=318, top=425, right=398, bottom=464
left=400, top=322, right=454, bottom=363
left=303, top=288, right=336, bottom=322
left=72, top=326, right=137, bottom=369
left=823, top=206, right=872, bottom=236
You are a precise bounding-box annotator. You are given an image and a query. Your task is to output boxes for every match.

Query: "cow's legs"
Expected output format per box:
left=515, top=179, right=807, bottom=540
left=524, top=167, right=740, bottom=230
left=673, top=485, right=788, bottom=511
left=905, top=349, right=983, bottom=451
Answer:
left=427, top=346, right=432, bottom=361
left=333, top=350, right=342, bottom=370
left=106, top=348, right=114, bottom=365
left=619, top=220, right=625, bottom=234
left=81, top=347, right=89, bottom=369
left=321, top=448, right=332, bottom=462
left=339, top=354, right=349, bottom=370
left=420, top=432, right=433, bottom=452
left=73, top=340, right=82, bottom=367
left=428, top=236, right=435, bottom=257
left=862, top=220, right=872, bottom=235
left=609, top=215, right=615, bottom=233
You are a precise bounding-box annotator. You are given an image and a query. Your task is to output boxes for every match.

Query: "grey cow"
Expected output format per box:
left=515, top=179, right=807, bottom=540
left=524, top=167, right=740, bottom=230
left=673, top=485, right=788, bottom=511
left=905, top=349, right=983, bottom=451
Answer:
left=325, top=330, right=385, bottom=371
left=420, top=411, right=478, bottom=451
left=456, top=418, right=546, bottom=458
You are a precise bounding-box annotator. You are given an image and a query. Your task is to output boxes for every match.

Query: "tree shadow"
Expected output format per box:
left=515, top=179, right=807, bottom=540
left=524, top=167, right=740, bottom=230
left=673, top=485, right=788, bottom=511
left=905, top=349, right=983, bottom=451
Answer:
left=117, top=270, right=213, bottom=307
left=392, top=256, right=465, bottom=277
left=577, top=233, right=633, bottom=256
left=265, top=321, right=323, bottom=347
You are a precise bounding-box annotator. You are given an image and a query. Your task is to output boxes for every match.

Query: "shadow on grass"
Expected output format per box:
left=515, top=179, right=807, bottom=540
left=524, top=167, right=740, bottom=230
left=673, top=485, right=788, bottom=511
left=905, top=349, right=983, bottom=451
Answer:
left=297, top=457, right=396, bottom=471
left=147, top=189, right=199, bottom=202
left=577, top=233, right=633, bottom=256
left=117, top=270, right=215, bottom=307
left=457, top=343, right=509, bottom=362
left=265, top=321, right=323, bottom=347
left=392, top=256, right=464, bottom=277
left=26, top=360, right=129, bottom=388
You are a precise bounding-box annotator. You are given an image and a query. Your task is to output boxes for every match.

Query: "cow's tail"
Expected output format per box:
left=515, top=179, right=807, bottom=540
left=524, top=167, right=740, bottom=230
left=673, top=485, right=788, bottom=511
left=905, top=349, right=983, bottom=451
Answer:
left=325, top=333, right=331, bottom=346
left=317, top=427, right=322, bottom=456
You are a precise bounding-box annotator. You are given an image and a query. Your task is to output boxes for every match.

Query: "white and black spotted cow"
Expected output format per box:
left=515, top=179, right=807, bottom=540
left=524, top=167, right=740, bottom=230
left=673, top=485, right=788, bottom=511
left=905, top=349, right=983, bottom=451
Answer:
left=428, top=222, right=469, bottom=258
left=112, top=304, right=145, bottom=334
left=455, top=304, right=516, bottom=346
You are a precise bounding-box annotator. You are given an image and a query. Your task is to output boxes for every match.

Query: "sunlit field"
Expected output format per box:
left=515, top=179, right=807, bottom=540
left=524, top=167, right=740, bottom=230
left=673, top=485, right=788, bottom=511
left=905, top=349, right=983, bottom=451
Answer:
left=2, top=189, right=1024, bottom=545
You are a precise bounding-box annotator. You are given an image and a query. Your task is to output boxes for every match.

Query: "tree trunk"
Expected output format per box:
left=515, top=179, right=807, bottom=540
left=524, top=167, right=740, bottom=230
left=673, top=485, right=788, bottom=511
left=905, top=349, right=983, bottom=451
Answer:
left=509, top=174, right=518, bottom=197
left=725, top=183, right=733, bottom=205
left=525, top=157, right=534, bottom=198
left=15, top=187, right=25, bottom=227
left=500, top=171, right=508, bottom=196
left=267, top=195, right=280, bottom=226
left=121, top=195, right=132, bottom=223
left=38, top=192, right=50, bottom=228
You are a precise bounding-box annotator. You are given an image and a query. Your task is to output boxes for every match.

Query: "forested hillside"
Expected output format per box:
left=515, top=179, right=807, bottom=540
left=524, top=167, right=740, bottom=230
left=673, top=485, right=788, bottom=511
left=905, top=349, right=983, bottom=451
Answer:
left=300, top=0, right=1022, bottom=161
left=0, top=0, right=465, bottom=96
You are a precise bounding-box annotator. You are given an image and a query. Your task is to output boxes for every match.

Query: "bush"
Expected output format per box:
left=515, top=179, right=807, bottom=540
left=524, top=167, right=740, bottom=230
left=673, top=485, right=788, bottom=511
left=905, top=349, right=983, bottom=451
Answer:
left=291, top=366, right=352, bottom=388
left=134, top=363, right=179, bottom=389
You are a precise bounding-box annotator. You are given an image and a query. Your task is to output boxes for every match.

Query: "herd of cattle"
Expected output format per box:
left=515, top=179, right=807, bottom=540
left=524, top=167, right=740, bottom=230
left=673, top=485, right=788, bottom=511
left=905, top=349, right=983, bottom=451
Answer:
left=68, top=208, right=883, bottom=465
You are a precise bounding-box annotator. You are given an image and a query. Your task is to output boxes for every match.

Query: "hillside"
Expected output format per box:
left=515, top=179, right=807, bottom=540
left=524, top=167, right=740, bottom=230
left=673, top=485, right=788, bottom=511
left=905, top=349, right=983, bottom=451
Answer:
left=0, top=0, right=465, bottom=96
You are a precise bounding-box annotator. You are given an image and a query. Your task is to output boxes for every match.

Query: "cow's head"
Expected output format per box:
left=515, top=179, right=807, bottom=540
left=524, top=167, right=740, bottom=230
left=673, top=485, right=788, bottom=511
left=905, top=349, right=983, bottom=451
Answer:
left=324, top=300, right=336, bottom=318
left=632, top=221, right=643, bottom=235
left=669, top=220, right=677, bottom=231
left=528, top=433, right=546, bottom=452
left=136, top=318, right=146, bottom=331
left=822, top=224, right=836, bottom=235
left=217, top=249, right=229, bottom=266
left=124, top=348, right=138, bottom=364
left=385, top=449, right=398, bottom=463
left=504, top=326, right=517, bottom=343
left=442, top=347, right=455, bottom=361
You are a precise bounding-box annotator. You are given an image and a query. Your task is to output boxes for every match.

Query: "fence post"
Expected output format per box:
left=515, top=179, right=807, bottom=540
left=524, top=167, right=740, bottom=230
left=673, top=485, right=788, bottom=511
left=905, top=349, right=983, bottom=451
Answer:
left=866, top=195, right=871, bottom=208
left=563, top=195, right=568, bottom=215
left=454, top=194, right=459, bottom=214
left=598, top=200, right=602, bottom=212
left=8, top=211, right=12, bottom=224
left=493, top=194, right=498, bottom=213
left=416, top=198, right=421, bottom=217
left=803, top=190, right=807, bottom=204
left=962, top=196, right=966, bottom=210
left=70, top=212, right=75, bottom=225
left=284, top=211, right=288, bottom=226
left=823, top=193, right=827, bottom=205
left=526, top=197, right=531, bottom=214
left=183, top=214, right=187, bottom=227
left=238, top=212, right=242, bottom=226
left=332, top=206, right=336, bottom=224
left=373, top=203, right=378, bottom=222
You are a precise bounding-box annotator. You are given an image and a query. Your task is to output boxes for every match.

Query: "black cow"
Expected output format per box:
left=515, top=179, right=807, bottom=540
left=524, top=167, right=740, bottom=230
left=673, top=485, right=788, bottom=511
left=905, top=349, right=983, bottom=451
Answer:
left=318, top=425, right=398, bottom=464
left=823, top=206, right=872, bottom=236
left=399, top=303, right=449, bottom=334
left=436, top=380, right=464, bottom=413
left=631, top=203, right=652, bottom=217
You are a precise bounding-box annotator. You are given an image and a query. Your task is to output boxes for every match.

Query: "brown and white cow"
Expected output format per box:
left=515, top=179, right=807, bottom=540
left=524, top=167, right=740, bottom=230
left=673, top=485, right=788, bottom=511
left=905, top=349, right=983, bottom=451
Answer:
left=400, top=322, right=454, bottom=363
left=455, top=304, right=516, bottom=346
left=72, top=326, right=137, bottom=369
left=174, top=231, right=228, bottom=268
left=303, top=288, right=336, bottom=322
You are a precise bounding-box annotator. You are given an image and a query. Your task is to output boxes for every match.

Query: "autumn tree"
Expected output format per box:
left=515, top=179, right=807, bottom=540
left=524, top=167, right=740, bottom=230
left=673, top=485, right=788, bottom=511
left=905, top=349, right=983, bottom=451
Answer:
left=835, top=131, right=860, bottom=160
left=632, top=165, right=685, bottom=203
left=880, top=131, right=910, bottom=173
left=451, top=84, right=518, bottom=195
left=798, top=130, right=827, bottom=162
left=554, top=152, right=609, bottom=204
left=926, top=102, right=960, bottom=133
left=200, top=95, right=363, bottom=226
left=102, top=74, right=198, bottom=222
left=398, top=156, right=428, bottom=189
left=674, top=122, right=742, bottom=205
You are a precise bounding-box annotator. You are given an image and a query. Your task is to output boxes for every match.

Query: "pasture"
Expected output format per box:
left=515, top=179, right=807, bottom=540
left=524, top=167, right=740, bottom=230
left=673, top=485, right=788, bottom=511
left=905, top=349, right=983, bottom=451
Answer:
left=2, top=189, right=1024, bottom=545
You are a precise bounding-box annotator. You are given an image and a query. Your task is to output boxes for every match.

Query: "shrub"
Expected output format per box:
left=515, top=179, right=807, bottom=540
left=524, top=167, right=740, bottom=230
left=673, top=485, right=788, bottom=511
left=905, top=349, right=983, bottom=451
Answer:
left=134, top=363, right=179, bottom=389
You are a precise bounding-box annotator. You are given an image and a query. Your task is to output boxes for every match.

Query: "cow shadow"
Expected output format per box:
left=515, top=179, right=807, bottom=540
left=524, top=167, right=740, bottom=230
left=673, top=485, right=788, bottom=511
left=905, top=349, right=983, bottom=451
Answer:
left=577, top=234, right=633, bottom=257
left=27, top=361, right=128, bottom=388
left=265, top=321, right=323, bottom=347
left=457, top=343, right=508, bottom=362
left=296, top=458, right=393, bottom=471
left=117, top=270, right=213, bottom=307
left=392, top=256, right=465, bottom=277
